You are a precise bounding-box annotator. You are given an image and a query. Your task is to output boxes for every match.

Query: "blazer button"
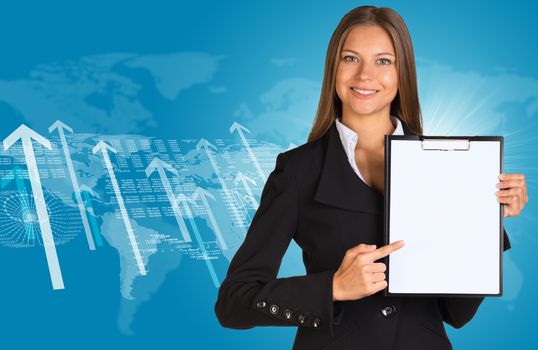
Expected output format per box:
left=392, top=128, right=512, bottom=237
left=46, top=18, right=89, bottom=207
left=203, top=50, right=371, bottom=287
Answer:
left=381, top=305, right=397, bottom=318
left=312, top=317, right=321, bottom=328
left=269, top=304, right=279, bottom=314
left=297, top=314, right=306, bottom=324
left=256, top=301, right=267, bottom=309
left=284, top=309, right=293, bottom=320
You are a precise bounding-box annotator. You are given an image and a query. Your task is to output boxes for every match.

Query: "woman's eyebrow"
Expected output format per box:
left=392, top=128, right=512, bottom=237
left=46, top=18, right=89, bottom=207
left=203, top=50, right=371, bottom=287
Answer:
left=342, top=49, right=395, bottom=57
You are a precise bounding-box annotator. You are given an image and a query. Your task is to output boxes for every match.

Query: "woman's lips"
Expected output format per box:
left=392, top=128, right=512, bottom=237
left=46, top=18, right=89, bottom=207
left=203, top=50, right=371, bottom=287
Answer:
left=350, top=87, right=379, bottom=99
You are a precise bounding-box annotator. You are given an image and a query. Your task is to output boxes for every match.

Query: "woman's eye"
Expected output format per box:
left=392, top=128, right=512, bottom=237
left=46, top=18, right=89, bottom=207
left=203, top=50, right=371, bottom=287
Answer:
left=343, top=55, right=358, bottom=63
left=378, top=58, right=392, bottom=65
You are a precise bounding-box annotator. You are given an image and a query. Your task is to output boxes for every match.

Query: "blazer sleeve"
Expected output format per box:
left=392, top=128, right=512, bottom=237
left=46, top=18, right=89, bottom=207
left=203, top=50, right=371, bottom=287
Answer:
left=436, top=227, right=512, bottom=328
left=214, top=152, right=340, bottom=337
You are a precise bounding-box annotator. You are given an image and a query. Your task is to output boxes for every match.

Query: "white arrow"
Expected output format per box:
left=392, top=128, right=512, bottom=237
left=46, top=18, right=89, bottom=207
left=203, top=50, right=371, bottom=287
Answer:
left=177, top=193, right=220, bottom=288
left=3, top=124, right=64, bottom=290
left=93, top=141, right=146, bottom=276
left=192, top=187, right=228, bottom=250
left=196, top=139, right=227, bottom=191
left=230, top=121, right=266, bottom=183
left=196, top=139, right=245, bottom=228
left=49, top=120, right=96, bottom=251
left=79, top=184, right=100, bottom=199
left=146, top=157, right=192, bottom=243
left=234, top=172, right=258, bottom=209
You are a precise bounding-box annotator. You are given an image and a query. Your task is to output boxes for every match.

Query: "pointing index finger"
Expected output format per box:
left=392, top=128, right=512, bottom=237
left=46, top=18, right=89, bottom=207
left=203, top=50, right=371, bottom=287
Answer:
left=363, top=240, right=405, bottom=262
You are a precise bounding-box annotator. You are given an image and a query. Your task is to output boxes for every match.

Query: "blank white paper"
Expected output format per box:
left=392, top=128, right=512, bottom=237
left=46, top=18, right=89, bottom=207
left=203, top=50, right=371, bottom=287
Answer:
left=387, top=139, right=502, bottom=295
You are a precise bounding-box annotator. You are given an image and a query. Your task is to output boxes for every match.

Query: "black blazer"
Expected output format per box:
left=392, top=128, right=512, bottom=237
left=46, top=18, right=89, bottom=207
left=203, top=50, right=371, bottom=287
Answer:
left=215, top=118, right=511, bottom=350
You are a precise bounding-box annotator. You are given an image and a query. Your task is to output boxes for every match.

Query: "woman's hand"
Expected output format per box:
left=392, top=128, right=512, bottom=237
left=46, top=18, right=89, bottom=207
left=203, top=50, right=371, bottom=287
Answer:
left=332, top=240, right=405, bottom=301
left=496, top=173, right=528, bottom=217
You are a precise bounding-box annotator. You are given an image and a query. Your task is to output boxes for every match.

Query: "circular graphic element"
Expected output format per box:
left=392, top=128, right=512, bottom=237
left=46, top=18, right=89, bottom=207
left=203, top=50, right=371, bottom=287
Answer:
left=0, top=190, right=78, bottom=248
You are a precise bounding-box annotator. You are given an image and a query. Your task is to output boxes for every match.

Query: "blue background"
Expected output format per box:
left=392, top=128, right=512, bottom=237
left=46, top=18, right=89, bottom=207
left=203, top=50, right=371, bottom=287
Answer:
left=0, top=0, right=536, bottom=349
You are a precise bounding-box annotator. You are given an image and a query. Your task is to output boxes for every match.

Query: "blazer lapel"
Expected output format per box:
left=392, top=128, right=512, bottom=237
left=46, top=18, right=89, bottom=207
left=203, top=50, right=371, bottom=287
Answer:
left=314, top=117, right=416, bottom=214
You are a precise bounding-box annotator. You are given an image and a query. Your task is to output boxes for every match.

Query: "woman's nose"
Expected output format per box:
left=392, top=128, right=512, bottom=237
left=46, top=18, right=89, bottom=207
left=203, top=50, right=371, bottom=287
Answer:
left=355, top=61, right=375, bottom=80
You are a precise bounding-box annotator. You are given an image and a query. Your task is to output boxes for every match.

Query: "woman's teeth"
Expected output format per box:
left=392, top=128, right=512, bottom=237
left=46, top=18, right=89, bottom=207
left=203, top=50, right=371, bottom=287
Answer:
left=352, top=88, right=378, bottom=95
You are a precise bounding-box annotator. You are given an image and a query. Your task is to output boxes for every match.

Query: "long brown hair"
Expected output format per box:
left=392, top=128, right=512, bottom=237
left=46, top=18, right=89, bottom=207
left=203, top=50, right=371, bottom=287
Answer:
left=307, top=6, right=423, bottom=141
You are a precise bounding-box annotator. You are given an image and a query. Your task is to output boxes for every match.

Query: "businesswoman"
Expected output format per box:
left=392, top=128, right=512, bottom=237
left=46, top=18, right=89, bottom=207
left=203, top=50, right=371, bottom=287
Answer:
left=215, top=5, right=528, bottom=349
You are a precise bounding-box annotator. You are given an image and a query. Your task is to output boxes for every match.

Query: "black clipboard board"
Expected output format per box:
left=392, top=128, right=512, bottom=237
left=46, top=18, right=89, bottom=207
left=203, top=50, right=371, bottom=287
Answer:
left=384, top=135, right=504, bottom=297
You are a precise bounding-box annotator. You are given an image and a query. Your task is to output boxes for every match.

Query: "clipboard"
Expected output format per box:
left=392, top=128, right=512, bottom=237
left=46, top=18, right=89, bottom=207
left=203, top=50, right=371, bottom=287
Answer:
left=384, top=135, right=504, bottom=297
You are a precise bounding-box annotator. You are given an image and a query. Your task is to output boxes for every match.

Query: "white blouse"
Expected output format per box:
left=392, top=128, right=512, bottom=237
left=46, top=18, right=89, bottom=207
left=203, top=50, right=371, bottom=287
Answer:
left=335, top=115, right=404, bottom=182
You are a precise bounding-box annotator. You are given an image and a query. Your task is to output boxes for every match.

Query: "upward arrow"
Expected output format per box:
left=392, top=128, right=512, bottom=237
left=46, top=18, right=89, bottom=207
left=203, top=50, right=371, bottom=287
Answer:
left=49, top=120, right=96, bottom=251
left=195, top=138, right=218, bottom=153
left=176, top=193, right=196, bottom=216
left=4, top=124, right=51, bottom=150
left=177, top=192, right=220, bottom=288
left=230, top=121, right=266, bottom=183
left=192, top=187, right=228, bottom=250
left=234, top=171, right=256, bottom=186
left=145, top=157, right=191, bottom=243
left=3, top=124, right=64, bottom=290
left=196, top=139, right=226, bottom=190
left=195, top=137, right=245, bottom=230
left=92, top=140, right=117, bottom=155
left=145, top=157, right=179, bottom=178
left=93, top=140, right=147, bottom=276
left=79, top=184, right=99, bottom=199
left=229, top=121, right=251, bottom=134
left=48, top=120, right=73, bottom=134
left=234, top=171, right=258, bottom=208
left=193, top=186, right=215, bottom=201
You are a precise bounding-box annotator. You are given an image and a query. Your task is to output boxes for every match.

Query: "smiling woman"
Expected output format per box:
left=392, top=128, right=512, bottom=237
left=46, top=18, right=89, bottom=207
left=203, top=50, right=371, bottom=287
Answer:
left=308, top=5, right=423, bottom=143
left=215, top=5, right=525, bottom=350
left=333, top=24, right=402, bottom=194
left=336, top=26, right=398, bottom=125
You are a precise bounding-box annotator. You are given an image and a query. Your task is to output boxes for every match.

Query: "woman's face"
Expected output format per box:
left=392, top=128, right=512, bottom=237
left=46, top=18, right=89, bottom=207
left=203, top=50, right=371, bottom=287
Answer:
left=335, top=25, right=398, bottom=120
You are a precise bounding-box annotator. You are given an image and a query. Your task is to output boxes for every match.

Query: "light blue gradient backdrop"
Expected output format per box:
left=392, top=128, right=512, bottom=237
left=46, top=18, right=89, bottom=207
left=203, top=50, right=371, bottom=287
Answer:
left=0, top=1, right=535, bottom=349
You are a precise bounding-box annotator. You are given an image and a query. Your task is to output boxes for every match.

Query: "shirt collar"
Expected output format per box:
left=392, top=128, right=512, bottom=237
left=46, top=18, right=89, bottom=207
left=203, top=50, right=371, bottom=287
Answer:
left=335, top=115, right=404, bottom=146
left=334, top=116, right=404, bottom=180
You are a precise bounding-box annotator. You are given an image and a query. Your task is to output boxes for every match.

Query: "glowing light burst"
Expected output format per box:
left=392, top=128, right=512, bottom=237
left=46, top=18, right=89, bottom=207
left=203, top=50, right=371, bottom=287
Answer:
left=418, top=61, right=538, bottom=238
left=0, top=190, right=77, bottom=248
left=419, top=63, right=538, bottom=170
